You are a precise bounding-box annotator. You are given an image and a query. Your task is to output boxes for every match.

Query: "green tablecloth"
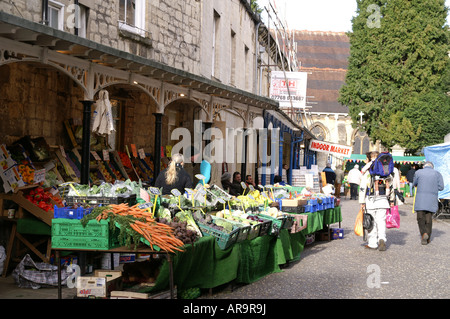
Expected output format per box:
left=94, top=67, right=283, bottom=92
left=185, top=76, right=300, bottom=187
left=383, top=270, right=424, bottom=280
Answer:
left=150, top=206, right=342, bottom=292
left=150, top=235, right=240, bottom=292
left=275, top=229, right=306, bottom=264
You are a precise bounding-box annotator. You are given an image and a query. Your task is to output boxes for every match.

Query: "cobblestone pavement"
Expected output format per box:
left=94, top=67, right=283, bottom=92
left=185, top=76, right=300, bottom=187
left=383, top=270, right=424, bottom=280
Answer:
left=204, top=196, right=450, bottom=299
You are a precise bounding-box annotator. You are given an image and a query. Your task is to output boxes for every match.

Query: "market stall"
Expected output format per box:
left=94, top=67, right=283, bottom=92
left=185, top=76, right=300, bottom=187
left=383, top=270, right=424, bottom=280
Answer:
left=1, top=136, right=343, bottom=298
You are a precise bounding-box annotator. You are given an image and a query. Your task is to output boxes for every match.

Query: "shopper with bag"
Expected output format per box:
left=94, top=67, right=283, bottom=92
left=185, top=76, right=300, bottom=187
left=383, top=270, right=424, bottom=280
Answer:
left=412, top=161, right=444, bottom=245
left=359, top=151, right=395, bottom=251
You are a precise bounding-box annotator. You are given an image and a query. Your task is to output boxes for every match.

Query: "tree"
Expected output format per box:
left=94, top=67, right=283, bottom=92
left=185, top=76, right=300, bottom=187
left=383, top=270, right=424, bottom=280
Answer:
left=338, top=0, right=449, bottom=152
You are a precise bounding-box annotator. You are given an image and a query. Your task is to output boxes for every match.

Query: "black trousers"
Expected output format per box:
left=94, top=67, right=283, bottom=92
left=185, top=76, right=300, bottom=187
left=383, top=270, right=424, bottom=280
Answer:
left=350, top=183, right=359, bottom=199
left=416, top=210, right=433, bottom=236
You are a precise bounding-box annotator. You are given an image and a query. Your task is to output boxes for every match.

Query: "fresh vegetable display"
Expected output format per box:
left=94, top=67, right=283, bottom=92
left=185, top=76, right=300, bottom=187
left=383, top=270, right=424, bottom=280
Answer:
left=81, top=203, right=185, bottom=253
left=23, top=186, right=57, bottom=212
left=156, top=217, right=198, bottom=245
left=17, top=163, right=35, bottom=184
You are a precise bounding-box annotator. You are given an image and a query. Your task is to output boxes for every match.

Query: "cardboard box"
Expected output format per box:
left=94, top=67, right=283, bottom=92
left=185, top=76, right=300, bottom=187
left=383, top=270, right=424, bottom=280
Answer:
left=110, top=291, right=149, bottom=299
left=282, top=198, right=307, bottom=207
left=76, top=271, right=123, bottom=298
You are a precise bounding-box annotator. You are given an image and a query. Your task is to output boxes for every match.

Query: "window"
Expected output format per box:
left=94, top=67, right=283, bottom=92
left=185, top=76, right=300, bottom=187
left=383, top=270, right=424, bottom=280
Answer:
left=212, top=11, right=220, bottom=78
left=67, top=4, right=88, bottom=37
left=48, top=0, right=64, bottom=30
left=119, top=0, right=146, bottom=36
left=353, top=130, right=370, bottom=154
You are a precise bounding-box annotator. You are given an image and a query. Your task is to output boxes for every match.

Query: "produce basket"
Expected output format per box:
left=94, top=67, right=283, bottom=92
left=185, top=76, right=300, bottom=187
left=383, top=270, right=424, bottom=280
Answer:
left=282, top=214, right=296, bottom=230
left=53, top=205, right=93, bottom=219
left=247, top=223, right=262, bottom=240
left=258, top=213, right=286, bottom=234
left=281, top=205, right=306, bottom=214
left=247, top=215, right=272, bottom=237
left=197, top=223, right=239, bottom=250
left=51, top=218, right=120, bottom=250
left=212, top=216, right=250, bottom=243
left=65, top=194, right=137, bottom=206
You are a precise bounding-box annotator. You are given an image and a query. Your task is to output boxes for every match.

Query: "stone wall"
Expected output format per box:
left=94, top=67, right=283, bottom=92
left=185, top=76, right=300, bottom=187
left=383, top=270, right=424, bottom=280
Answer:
left=0, top=63, right=85, bottom=146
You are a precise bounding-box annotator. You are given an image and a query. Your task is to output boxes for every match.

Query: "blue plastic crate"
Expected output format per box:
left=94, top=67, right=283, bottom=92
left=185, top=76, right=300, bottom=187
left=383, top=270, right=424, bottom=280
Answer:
left=53, top=205, right=93, bottom=219
left=304, top=204, right=317, bottom=213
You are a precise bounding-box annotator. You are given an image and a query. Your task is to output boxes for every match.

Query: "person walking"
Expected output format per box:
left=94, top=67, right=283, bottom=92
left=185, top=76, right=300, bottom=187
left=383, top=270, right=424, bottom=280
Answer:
left=359, top=151, right=395, bottom=251
left=347, top=164, right=362, bottom=200
left=334, top=165, right=345, bottom=198
left=406, top=165, right=417, bottom=197
left=322, top=162, right=336, bottom=186
left=412, top=161, right=444, bottom=245
left=154, top=153, right=193, bottom=195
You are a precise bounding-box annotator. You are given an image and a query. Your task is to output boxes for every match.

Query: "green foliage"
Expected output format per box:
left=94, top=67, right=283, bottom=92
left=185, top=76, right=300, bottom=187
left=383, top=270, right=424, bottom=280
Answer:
left=252, top=0, right=263, bottom=14
left=339, top=0, right=450, bottom=151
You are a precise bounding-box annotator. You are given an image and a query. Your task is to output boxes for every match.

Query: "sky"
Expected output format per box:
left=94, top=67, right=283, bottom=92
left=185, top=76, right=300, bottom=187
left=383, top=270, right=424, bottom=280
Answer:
left=257, top=0, right=450, bottom=33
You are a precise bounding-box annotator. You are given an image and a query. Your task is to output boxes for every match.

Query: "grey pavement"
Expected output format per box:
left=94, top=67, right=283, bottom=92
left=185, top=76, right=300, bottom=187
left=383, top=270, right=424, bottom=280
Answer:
left=204, top=195, right=450, bottom=299
left=0, top=195, right=449, bottom=299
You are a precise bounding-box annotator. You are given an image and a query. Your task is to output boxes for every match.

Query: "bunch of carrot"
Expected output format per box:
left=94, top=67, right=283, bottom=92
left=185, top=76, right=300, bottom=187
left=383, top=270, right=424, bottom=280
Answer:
left=95, top=203, right=185, bottom=253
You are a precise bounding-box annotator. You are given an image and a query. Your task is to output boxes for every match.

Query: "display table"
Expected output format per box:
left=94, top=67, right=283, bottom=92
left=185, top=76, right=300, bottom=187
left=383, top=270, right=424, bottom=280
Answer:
left=149, top=206, right=343, bottom=292
left=54, top=245, right=175, bottom=299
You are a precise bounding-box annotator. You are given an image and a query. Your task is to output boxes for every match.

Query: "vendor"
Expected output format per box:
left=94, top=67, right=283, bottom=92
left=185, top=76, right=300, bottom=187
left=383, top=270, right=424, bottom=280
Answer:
left=229, top=172, right=244, bottom=196
left=154, top=153, right=193, bottom=195
left=221, top=172, right=232, bottom=192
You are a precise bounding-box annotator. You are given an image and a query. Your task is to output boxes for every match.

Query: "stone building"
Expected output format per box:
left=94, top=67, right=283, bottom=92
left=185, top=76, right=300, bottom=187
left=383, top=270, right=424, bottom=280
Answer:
left=0, top=0, right=314, bottom=186
left=293, top=30, right=384, bottom=169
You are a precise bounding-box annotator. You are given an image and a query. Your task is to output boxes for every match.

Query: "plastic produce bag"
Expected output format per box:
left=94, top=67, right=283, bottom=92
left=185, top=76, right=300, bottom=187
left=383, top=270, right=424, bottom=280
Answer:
left=386, top=205, right=400, bottom=229
left=354, top=208, right=363, bottom=237
left=12, top=254, right=69, bottom=289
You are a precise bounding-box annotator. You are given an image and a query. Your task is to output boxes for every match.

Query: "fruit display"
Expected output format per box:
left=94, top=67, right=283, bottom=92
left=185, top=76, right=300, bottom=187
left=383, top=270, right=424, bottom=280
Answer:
left=17, top=163, right=35, bottom=184
left=97, top=161, right=115, bottom=183
left=23, top=186, right=62, bottom=212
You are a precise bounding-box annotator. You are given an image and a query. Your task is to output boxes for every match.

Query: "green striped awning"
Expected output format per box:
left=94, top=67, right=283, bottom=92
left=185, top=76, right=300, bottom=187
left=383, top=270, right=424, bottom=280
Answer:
left=344, top=154, right=425, bottom=163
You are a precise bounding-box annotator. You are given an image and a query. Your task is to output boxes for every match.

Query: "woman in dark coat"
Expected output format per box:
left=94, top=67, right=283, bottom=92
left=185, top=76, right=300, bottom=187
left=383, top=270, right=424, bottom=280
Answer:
left=154, top=153, right=193, bottom=195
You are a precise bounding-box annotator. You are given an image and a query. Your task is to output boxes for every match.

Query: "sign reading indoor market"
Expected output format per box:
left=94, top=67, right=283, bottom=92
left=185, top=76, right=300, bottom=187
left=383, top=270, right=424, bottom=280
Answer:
left=309, top=139, right=352, bottom=157
left=269, top=71, right=308, bottom=108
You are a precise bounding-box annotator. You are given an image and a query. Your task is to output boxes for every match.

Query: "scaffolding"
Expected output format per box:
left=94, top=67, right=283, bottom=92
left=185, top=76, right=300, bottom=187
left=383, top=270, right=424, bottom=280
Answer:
left=261, top=0, right=313, bottom=129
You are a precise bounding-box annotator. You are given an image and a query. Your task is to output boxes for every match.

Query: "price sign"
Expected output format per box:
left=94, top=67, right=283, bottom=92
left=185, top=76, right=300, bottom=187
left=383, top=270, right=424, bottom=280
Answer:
left=171, top=189, right=181, bottom=197
left=138, top=148, right=146, bottom=160
left=195, top=174, right=205, bottom=181
left=34, top=169, right=46, bottom=183
left=148, top=187, right=161, bottom=195
left=241, top=182, right=247, bottom=189
left=91, top=151, right=101, bottom=161
left=217, top=197, right=225, bottom=204
left=247, top=194, right=255, bottom=201
left=138, top=202, right=153, bottom=209
left=102, top=150, right=110, bottom=161
left=249, top=185, right=255, bottom=192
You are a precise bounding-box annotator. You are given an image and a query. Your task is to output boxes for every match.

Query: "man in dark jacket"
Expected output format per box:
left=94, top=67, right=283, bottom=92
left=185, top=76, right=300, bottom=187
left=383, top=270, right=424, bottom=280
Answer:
left=322, top=163, right=336, bottom=185
left=229, top=172, right=244, bottom=196
left=406, top=165, right=417, bottom=197
left=412, top=162, right=444, bottom=245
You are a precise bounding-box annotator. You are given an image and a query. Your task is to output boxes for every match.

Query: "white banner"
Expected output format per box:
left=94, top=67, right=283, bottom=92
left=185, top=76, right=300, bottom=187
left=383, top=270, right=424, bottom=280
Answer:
left=309, top=139, right=352, bottom=157
left=269, top=71, right=308, bottom=108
